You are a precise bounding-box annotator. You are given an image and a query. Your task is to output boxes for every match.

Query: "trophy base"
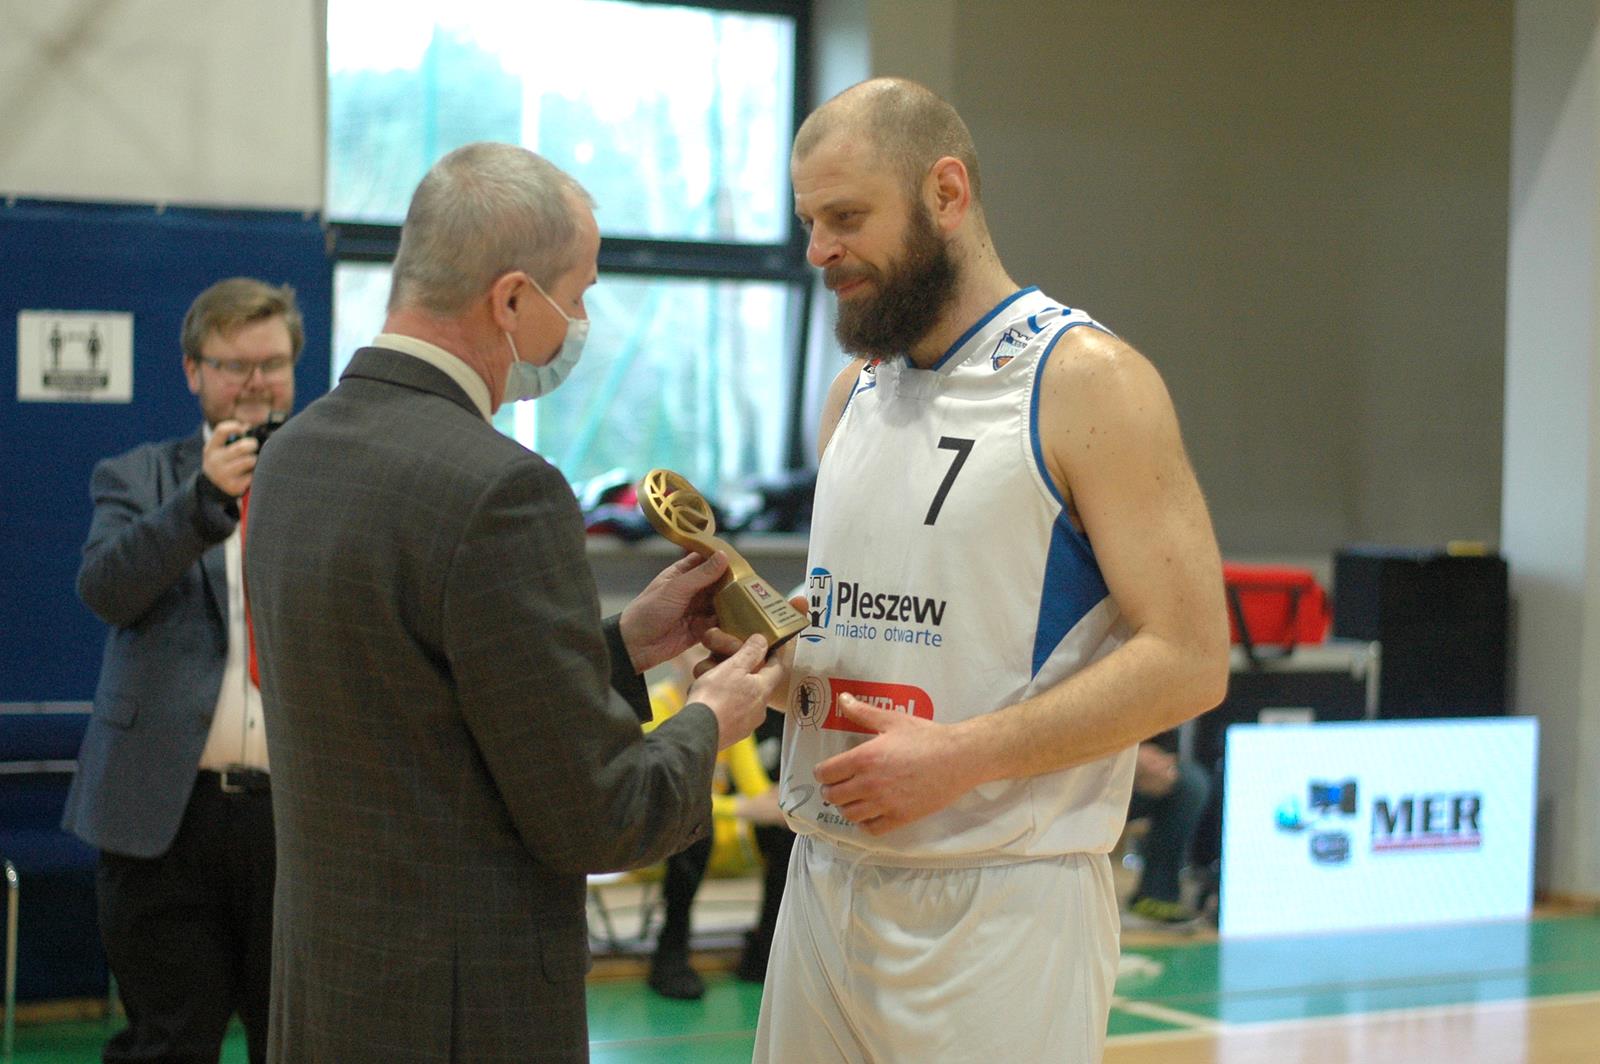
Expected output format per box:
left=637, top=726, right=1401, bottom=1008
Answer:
left=714, top=577, right=808, bottom=649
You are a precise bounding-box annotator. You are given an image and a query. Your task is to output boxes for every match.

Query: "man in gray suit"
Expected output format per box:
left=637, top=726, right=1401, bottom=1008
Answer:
left=67, top=277, right=302, bottom=1063
left=244, top=142, right=783, bottom=1063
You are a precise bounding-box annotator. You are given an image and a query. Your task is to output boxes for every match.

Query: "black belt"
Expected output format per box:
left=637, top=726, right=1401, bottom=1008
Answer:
left=198, top=767, right=271, bottom=795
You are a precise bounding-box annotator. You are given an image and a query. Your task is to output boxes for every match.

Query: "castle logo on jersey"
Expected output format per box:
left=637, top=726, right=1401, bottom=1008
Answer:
left=800, top=566, right=948, bottom=647
left=801, top=568, right=834, bottom=642
left=988, top=326, right=1029, bottom=371
left=790, top=675, right=936, bottom=732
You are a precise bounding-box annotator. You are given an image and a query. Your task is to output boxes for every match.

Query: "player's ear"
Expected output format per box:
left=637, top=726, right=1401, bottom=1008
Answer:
left=926, top=156, right=970, bottom=232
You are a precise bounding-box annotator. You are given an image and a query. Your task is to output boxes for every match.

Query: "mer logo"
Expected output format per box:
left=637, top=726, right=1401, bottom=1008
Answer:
left=1275, top=779, right=1359, bottom=865
left=1371, top=793, right=1483, bottom=854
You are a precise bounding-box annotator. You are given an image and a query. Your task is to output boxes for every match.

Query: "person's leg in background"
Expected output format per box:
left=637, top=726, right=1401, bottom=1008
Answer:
left=1188, top=755, right=1227, bottom=920
left=1125, top=755, right=1210, bottom=928
left=97, top=784, right=250, bottom=1064
left=229, top=787, right=275, bottom=1064
left=738, top=822, right=794, bottom=983
left=649, top=834, right=712, bottom=999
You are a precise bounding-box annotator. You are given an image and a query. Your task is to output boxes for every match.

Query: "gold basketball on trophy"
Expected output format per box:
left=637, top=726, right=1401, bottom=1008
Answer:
left=639, top=468, right=808, bottom=648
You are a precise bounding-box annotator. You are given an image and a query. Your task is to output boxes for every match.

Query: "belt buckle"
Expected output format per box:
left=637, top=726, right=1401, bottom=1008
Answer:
left=218, top=767, right=250, bottom=794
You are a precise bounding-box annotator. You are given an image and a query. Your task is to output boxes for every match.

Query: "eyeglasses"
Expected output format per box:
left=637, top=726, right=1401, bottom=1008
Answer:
left=198, top=355, right=295, bottom=381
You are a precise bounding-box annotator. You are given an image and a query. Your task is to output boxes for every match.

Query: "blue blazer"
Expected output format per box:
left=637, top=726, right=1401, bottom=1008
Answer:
left=63, top=430, right=240, bottom=858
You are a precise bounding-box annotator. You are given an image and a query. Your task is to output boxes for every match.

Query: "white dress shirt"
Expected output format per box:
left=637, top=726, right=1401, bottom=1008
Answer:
left=373, top=332, right=493, bottom=422
left=197, top=422, right=270, bottom=772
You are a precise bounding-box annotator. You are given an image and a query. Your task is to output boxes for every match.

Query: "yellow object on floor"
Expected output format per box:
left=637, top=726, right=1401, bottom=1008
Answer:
left=647, top=678, right=772, bottom=877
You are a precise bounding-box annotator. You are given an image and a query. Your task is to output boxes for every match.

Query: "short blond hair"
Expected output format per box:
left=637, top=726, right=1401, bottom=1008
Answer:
left=181, top=278, right=304, bottom=363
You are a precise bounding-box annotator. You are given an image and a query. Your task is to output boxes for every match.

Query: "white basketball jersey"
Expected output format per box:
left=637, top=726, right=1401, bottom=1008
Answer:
left=782, top=287, right=1137, bottom=860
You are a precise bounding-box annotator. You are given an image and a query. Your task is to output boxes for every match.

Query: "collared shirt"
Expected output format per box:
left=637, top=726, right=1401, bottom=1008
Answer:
left=197, top=421, right=270, bottom=772
left=373, top=332, right=493, bottom=422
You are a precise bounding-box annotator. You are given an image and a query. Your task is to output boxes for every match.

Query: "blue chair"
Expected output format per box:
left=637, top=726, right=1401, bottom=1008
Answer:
left=0, top=706, right=108, bottom=1062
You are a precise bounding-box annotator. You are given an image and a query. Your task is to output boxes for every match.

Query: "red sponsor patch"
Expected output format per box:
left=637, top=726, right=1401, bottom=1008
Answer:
left=823, top=678, right=935, bottom=733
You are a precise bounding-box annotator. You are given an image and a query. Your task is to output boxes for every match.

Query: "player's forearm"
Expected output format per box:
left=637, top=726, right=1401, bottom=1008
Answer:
left=954, top=629, right=1227, bottom=785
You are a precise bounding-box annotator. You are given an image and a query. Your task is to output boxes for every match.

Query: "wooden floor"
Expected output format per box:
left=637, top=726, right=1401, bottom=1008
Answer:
left=1104, top=993, right=1600, bottom=1064
left=9, top=885, right=1599, bottom=1062
left=581, top=876, right=1600, bottom=1063
left=582, top=891, right=1600, bottom=1064
left=1090, top=907, right=1600, bottom=1064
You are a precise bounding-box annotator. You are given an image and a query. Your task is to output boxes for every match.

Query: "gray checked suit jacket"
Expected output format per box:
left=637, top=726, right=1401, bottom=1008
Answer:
left=64, top=429, right=241, bottom=857
left=245, top=347, right=719, bottom=1063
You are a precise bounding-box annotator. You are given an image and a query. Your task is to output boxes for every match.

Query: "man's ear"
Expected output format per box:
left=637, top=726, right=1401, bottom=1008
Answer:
left=488, top=271, right=526, bottom=332
left=926, top=156, right=970, bottom=233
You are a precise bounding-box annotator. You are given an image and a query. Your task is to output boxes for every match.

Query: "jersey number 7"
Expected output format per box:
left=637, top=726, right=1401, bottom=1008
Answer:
left=925, top=436, right=975, bottom=525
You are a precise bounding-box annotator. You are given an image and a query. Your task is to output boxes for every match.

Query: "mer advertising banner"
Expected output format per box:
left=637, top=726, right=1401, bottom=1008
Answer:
left=1220, top=717, right=1538, bottom=937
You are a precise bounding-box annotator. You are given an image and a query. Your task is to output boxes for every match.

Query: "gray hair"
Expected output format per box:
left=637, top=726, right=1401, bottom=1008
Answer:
left=388, top=142, right=595, bottom=316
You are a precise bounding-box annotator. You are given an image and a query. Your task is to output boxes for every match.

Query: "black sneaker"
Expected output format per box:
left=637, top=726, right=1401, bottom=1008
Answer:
left=648, top=952, right=705, bottom=1000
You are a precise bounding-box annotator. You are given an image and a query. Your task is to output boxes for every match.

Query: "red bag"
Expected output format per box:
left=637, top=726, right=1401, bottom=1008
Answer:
left=1222, top=562, right=1330, bottom=653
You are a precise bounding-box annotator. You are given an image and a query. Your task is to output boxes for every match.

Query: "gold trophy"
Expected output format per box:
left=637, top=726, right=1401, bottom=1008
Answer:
left=639, top=468, right=808, bottom=648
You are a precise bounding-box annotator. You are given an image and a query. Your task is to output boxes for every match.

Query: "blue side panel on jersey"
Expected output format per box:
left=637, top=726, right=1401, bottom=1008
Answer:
left=1033, top=515, right=1110, bottom=677
left=1029, top=317, right=1114, bottom=676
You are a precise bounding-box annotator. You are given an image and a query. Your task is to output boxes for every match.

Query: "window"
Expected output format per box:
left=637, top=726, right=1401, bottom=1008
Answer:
left=326, top=0, right=811, bottom=499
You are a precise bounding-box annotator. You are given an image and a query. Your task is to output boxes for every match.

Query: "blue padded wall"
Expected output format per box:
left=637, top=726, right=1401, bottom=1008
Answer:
left=0, top=199, right=332, bottom=703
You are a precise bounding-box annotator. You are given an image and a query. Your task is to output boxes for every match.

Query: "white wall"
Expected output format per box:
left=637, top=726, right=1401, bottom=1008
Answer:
left=1504, top=0, right=1600, bottom=897
left=946, top=1, right=1512, bottom=557
left=0, top=0, right=323, bottom=209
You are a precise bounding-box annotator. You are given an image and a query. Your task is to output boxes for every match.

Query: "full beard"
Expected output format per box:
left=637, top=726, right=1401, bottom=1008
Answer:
left=829, top=205, right=958, bottom=359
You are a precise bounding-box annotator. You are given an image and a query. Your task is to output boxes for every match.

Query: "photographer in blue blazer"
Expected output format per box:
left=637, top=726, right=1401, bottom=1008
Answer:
left=63, top=278, right=301, bottom=1064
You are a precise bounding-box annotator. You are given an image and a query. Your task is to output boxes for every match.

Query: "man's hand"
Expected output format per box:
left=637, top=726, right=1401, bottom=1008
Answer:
left=812, top=695, right=977, bottom=835
left=202, top=420, right=258, bottom=498
left=695, top=627, right=742, bottom=674
left=687, top=634, right=786, bottom=750
left=695, top=594, right=807, bottom=711
left=619, top=551, right=730, bottom=672
left=1132, top=743, right=1178, bottom=799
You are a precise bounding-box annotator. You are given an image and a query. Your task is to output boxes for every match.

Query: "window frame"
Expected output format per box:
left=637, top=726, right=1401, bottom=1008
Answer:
left=325, top=0, right=816, bottom=473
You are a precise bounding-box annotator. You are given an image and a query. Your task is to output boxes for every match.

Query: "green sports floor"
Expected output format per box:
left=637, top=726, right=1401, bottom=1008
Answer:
left=10, top=914, right=1598, bottom=1062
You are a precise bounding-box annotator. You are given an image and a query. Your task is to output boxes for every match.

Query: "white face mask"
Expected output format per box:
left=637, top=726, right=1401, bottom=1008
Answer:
left=502, top=279, right=590, bottom=404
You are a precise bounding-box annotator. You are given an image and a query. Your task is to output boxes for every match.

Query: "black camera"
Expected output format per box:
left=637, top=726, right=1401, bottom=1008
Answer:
left=226, top=413, right=288, bottom=449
